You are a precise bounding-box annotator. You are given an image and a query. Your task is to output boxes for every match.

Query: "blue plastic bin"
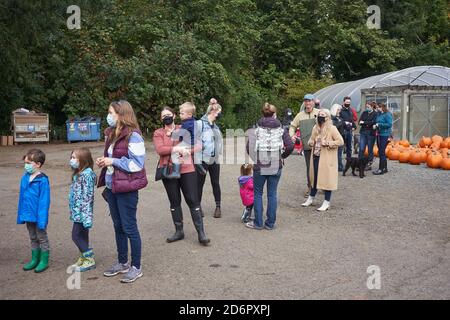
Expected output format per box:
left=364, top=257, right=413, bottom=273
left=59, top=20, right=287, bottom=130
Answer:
left=66, top=117, right=101, bottom=142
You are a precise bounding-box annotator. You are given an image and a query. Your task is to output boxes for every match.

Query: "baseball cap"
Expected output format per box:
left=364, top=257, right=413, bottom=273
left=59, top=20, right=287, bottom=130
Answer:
left=303, top=94, right=315, bottom=101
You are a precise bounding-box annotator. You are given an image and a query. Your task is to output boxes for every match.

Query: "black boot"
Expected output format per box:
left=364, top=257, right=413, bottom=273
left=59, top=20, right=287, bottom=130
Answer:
left=373, top=160, right=384, bottom=175
left=167, top=207, right=184, bottom=243
left=382, top=159, right=388, bottom=174
left=190, top=207, right=210, bottom=246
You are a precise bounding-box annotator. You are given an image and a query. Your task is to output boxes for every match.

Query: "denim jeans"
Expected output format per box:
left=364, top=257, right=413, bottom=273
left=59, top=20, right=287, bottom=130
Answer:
left=310, top=156, right=332, bottom=201
left=377, top=135, right=389, bottom=163
left=359, top=132, right=376, bottom=162
left=337, top=146, right=344, bottom=171
left=105, top=188, right=141, bottom=269
left=253, top=168, right=282, bottom=229
left=343, top=130, right=353, bottom=160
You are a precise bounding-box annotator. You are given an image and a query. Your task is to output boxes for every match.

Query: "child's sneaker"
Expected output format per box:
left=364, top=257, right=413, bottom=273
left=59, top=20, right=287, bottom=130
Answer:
left=70, top=254, right=83, bottom=268
left=120, top=266, right=143, bottom=283
left=75, top=249, right=96, bottom=272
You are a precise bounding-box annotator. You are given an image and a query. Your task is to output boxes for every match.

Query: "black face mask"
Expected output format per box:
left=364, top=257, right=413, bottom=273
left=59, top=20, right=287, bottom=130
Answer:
left=318, top=116, right=326, bottom=125
left=344, top=104, right=351, bottom=108
left=315, top=103, right=320, bottom=108
left=162, top=116, right=174, bottom=125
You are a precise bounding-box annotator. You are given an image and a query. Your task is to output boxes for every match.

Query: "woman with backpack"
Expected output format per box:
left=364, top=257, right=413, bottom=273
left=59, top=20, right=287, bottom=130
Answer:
left=245, top=103, right=294, bottom=230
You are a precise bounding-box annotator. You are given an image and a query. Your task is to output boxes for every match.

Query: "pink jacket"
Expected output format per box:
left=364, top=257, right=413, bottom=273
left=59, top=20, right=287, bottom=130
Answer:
left=238, top=176, right=254, bottom=206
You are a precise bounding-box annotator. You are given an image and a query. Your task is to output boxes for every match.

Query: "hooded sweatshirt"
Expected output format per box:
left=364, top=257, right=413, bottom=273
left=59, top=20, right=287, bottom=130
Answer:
left=238, top=175, right=254, bottom=206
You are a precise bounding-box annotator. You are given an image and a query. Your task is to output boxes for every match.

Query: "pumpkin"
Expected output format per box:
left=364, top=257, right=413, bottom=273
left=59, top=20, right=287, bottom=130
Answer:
left=440, top=140, right=448, bottom=149
left=399, top=140, right=410, bottom=148
left=374, top=145, right=379, bottom=157
left=388, top=148, right=400, bottom=161
left=431, top=135, right=443, bottom=145
left=409, top=150, right=423, bottom=165
left=398, top=151, right=410, bottom=163
left=419, top=136, right=432, bottom=147
left=419, top=151, right=428, bottom=163
left=430, top=143, right=441, bottom=151
left=440, top=148, right=449, bottom=158
left=441, top=158, right=450, bottom=170
left=444, top=137, right=450, bottom=148
left=427, top=152, right=443, bottom=169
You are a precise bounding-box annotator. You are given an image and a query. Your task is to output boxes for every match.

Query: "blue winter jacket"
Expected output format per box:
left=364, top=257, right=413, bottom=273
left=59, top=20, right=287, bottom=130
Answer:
left=376, top=112, right=393, bottom=137
left=17, top=173, right=51, bottom=230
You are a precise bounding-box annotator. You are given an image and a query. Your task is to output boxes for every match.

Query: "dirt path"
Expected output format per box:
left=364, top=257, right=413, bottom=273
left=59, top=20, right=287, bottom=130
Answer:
left=0, top=141, right=449, bottom=299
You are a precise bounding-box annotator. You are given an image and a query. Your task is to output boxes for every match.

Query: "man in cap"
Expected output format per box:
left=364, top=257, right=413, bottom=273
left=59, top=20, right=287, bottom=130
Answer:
left=289, top=94, right=320, bottom=198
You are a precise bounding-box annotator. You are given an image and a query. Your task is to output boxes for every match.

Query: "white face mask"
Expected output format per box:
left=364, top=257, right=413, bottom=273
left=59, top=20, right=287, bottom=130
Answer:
left=107, top=113, right=117, bottom=127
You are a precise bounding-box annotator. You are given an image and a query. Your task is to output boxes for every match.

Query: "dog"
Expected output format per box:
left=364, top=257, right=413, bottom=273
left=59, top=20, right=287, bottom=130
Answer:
left=343, top=157, right=369, bottom=178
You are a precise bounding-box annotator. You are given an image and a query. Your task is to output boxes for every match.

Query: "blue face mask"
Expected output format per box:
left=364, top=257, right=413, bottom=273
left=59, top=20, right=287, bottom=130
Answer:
left=107, top=113, right=117, bottom=127
left=70, top=159, right=79, bottom=169
left=24, top=163, right=36, bottom=174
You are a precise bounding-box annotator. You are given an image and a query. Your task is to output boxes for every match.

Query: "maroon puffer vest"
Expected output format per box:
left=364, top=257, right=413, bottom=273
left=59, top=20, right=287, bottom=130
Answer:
left=97, top=127, right=148, bottom=193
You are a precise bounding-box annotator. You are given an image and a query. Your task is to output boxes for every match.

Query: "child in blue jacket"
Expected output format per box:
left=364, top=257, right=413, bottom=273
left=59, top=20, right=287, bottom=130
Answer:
left=17, top=149, right=51, bottom=273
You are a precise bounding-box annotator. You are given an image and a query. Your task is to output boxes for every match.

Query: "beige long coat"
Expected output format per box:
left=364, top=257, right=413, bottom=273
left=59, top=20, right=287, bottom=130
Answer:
left=308, top=115, right=344, bottom=191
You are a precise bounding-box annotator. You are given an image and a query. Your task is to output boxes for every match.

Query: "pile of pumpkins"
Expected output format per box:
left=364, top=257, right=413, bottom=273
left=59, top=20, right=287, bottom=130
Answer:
left=383, top=135, right=450, bottom=170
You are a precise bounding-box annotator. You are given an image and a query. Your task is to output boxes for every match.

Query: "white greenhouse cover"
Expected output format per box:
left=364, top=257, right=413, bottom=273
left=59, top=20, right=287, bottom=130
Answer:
left=314, top=66, right=450, bottom=110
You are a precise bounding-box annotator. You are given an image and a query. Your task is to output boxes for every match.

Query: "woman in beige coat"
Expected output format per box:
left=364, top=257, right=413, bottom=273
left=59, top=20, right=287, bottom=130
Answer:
left=302, top=109, right=344, bottom=211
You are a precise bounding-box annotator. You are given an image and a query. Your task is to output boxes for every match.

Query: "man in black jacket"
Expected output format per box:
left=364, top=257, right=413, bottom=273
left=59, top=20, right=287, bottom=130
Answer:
left=358, top=101, right=378, bottom=170
left=340, top=97, right=356, bottom=160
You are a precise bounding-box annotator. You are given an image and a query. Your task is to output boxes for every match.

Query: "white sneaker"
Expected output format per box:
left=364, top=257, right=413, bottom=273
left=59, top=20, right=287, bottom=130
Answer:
left=317, top=200, right=330, bottom=211
left=301, top=196, right=315, bottom=207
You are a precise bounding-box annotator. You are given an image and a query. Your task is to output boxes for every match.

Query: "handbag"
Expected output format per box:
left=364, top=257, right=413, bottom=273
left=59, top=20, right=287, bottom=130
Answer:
left=155, top=156, right=181, bottom=181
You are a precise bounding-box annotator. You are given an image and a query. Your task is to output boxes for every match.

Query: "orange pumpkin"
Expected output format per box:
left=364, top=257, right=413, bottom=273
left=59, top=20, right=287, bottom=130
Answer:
left=440, top=148, right=449, bottom=158
left=419, top=151, right=428, bottom=163
left=388, top=149, right=400, bottom=161
left=419, top=136, right=432, bottom=148
left=374, top=145, right=379, bottom=157
left=427, top=152, right=443, bottom=169
left=441, top=158, right=450, bottom=170
left=398, top=151, right=410, bottom=163
left=440, top=141, right=448, bottom=149
left=431, top=135, right=443, bottom=145
left=409, top=150, right=423, bottom=165
left=430, top=143, right=441, bottom=151
left=399, top=140, right=410, bottom=148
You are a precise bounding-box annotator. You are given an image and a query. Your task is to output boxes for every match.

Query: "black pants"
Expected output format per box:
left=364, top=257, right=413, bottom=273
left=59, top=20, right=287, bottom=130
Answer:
left=304, top=149, right=312, bottom=189
left=72, top=222, right=89, bottom=253
left=310, top=156, right=332, bottom=201
left=162, top=172, right=200, bottom=209
left=198, top=162, right=221, bottom=207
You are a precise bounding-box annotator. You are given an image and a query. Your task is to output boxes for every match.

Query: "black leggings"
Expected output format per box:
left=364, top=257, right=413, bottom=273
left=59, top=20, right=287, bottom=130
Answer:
left=198, top=162, right=221, bottom=207
left=162, top=172, right=200, bottom=209
left=72, top=222, right=89, bottom=253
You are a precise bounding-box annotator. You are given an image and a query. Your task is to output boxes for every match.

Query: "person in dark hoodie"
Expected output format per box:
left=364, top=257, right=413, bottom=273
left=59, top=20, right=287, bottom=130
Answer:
left=358, top=101, right=378, bottom=170
left=245, top=103, right=294, bottom=230
left=340, top=96, right=357, bottom=160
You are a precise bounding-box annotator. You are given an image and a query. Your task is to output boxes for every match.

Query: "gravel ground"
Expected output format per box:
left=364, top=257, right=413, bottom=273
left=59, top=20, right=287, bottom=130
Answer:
left=0, top=140, right=449, bottom=300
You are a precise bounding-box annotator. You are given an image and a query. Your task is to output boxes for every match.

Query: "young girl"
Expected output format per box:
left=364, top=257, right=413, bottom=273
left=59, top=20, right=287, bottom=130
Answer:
left=69, top=147, right=97, bottom=272
left=238, top=164, right=254, bottom=223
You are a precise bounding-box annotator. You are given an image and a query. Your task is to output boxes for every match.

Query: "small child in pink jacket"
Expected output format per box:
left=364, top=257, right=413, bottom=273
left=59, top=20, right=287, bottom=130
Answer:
left=238, top=164, right=254, bottom=223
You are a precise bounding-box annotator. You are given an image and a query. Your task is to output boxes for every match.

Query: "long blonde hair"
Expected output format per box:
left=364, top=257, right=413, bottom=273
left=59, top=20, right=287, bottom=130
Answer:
left=108, top=100, right=140, bottom=141
left=311, top=109, right=333, bottom=138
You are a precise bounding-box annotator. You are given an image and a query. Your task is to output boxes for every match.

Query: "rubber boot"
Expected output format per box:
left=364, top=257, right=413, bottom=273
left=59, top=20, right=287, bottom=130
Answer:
left=23, top=248, right=41, bottom=271
left=35, top=250, right=49, bottom=273
left=167, top=207, right=185, bottom=243
left=382, top=159, right=388, bottom=174
left=190, top=207, right=210, bottom=246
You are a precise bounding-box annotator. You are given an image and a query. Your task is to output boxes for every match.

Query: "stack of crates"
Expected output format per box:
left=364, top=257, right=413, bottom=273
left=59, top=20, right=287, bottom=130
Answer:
left=12, top=112, right=50, bottom=143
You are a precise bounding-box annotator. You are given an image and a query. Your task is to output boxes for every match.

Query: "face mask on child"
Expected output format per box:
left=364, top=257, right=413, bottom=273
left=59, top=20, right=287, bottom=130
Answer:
left=107, top=113, right=117, bottom=127
left=24, top=163, right=36, bottom=174
left=70, top=159, right=79, bottom=169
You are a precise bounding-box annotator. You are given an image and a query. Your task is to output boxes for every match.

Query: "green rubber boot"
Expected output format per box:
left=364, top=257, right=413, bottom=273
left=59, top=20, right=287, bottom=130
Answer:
left=35, top=250, right=49, bottom=273
left=23, top=248, right=41, bottom=271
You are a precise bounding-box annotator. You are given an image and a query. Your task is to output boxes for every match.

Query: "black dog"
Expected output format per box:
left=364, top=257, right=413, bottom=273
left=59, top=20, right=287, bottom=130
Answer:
left=343, top=157, right=369, bottom=178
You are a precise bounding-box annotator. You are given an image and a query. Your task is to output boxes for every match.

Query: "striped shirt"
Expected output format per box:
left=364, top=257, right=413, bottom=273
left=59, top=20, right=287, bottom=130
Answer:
left=105, top=132, right=146, bottom=189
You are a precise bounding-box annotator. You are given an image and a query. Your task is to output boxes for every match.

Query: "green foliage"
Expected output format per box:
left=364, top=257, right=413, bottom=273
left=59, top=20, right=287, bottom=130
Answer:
left=0, top=0, right=448, bottom=134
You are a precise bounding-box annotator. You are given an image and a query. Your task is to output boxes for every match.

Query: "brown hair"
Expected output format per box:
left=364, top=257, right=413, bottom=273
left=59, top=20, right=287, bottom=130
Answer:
left=161, top=106, right=176, bottom=115
left=23, top=149, right=46, bottom=167
left=108, top=100, right=140, bottom=142
left=370, top=101, right=378, bottom=109
left=262, top=102, right=276, bottom=117
left=240, top=163, right=253, bottom=176
left=380, top=103, right=388, bottom=112
left=71, top=148, right=95, bottom=181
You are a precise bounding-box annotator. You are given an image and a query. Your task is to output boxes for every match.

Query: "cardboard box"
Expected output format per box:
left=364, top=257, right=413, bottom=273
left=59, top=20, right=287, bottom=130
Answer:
left=0, top=136, right=7, bottom=146
left=7, top=136, right=14, bottom=146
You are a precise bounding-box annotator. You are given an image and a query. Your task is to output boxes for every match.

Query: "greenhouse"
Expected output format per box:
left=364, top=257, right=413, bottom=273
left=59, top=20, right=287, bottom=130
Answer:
left=314, top=66, right=450, bottom=143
